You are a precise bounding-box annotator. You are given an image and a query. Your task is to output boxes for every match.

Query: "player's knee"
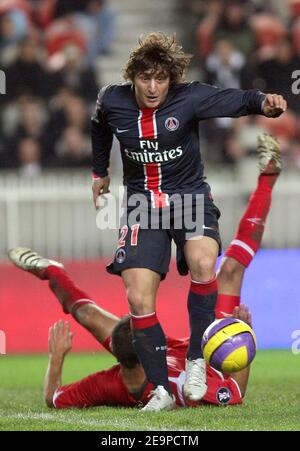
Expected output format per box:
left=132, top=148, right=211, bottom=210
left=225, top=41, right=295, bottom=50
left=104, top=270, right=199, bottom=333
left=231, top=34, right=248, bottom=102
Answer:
left=126, top=288, right=154, bottom=315
left=190, top=255, right=216, bottom=281
left=218, top=258, right=244, bottom=284
left=75, top=304, right=95, bottom=326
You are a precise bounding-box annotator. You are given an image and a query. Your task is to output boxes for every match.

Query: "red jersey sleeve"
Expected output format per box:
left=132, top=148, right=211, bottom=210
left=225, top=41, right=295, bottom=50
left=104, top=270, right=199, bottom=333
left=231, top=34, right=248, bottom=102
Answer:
left=53, top=365, right=123, bottom=409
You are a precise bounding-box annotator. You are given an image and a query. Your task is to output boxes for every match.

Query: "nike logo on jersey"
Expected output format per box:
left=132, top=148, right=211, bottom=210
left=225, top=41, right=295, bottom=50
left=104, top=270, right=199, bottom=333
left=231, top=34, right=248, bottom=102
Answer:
left=53, top=389, right=64, bottom=406
left=202, top=225, right=217, bottom=231
left=168, top=371, right=186, bottom=407
left=117, top=128, right=129, bottom=133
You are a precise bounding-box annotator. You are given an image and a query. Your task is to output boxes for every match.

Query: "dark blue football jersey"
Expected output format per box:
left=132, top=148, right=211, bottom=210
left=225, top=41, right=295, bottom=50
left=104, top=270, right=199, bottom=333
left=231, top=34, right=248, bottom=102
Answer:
left=91, top=82, right=265, bottom=207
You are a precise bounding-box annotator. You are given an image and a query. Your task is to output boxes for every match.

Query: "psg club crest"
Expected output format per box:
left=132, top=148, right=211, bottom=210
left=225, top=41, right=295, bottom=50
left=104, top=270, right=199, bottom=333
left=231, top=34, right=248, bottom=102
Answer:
left=165, top=117, right=179, bottom=132
left=116, top=248, right=126, bottom=264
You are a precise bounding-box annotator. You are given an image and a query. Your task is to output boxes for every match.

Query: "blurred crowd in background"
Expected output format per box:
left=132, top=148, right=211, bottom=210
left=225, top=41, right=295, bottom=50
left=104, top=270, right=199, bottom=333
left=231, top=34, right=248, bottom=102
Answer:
left=0, top=0, right=116, bottom=176
left=177, top=0, right=300, bottom=170
left=0, top=0, right=300, bottom=176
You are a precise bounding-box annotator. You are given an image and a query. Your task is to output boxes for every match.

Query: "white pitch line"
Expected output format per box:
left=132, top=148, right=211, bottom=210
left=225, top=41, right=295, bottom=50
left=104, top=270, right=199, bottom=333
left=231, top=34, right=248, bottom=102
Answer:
left=0, top=412, right=198, bottom=431
left=0, top=412, right=133, bottom=429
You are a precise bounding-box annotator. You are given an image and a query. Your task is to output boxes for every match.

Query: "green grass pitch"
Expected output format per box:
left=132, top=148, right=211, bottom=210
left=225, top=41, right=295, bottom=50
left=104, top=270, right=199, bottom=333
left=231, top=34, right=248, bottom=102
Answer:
left=0, top=350, right=299, bottom=431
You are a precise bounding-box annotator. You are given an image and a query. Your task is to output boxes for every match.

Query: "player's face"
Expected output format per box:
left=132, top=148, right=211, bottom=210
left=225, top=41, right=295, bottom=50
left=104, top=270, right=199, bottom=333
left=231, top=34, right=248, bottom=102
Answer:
left=134, top=69, right=170, bottom=109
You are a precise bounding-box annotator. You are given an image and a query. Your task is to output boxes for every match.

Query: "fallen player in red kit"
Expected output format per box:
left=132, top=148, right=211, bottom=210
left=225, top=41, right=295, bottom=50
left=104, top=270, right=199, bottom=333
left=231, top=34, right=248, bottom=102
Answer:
left=8, top=133, right=281, bottom=410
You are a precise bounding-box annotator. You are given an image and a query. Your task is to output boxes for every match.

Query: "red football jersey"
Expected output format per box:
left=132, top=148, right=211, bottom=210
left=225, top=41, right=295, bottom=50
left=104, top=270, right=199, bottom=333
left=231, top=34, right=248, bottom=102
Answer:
left=53, top=336, right=242, bottom=409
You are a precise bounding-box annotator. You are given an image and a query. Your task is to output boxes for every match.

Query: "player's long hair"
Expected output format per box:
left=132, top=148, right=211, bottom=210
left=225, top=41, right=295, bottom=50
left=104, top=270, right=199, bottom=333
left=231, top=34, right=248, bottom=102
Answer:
left=123, top=32, right=192, bottom=85
left=111, top=315, right=140, bottom=369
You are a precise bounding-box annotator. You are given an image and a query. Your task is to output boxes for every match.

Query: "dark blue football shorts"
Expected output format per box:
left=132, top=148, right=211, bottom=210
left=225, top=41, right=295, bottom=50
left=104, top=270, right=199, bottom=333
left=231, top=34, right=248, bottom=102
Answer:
left=106, top=185, right=221, bottom=280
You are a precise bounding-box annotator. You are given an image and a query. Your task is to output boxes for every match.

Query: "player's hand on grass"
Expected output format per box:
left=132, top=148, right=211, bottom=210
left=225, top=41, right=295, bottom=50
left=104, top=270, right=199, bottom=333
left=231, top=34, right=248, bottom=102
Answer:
left=262, top=94, right=287, bottom=118
left=92, top=176, right=110, bottom=210
left=48, top=320, right=74, bottom=359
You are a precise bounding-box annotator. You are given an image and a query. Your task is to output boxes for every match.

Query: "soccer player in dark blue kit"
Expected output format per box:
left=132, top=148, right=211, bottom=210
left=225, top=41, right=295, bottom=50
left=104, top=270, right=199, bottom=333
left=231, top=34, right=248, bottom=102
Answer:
left=91, top=33, right=287, bottom=411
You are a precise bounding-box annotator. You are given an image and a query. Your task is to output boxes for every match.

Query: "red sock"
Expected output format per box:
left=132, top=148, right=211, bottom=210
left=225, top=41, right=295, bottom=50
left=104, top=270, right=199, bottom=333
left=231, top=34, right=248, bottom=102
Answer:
left=215, top=294, right=240, bottom=318
left=225, top=174, right=278, bottom=267
left=131, top=312, right=159, bottom=329
left=44, top=266, right=96, bottom=314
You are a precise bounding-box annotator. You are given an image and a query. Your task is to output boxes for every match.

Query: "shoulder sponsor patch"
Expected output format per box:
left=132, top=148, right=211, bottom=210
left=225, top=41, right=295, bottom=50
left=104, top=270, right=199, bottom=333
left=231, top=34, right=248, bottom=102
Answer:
left=216, top=387, right=232, bottom=405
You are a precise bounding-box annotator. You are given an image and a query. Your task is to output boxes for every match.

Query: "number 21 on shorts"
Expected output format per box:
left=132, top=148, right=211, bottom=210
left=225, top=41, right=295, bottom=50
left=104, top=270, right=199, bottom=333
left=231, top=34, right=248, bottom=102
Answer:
left=118, top=224, right=140, bottom=247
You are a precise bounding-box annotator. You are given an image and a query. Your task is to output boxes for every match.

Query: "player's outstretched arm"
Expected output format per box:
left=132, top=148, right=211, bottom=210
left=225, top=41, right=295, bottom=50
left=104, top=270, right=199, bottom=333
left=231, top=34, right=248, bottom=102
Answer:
left=44, top=320, right=73, bottom=408
left=192, top=83, right=287, bottom=120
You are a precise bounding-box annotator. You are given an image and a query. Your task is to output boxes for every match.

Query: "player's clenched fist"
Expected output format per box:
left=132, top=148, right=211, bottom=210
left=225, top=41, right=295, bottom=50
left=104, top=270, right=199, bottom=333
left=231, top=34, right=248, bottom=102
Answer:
left=262, top=94, right=287, bottom=118
left=92, top=176, right=110, bottom=209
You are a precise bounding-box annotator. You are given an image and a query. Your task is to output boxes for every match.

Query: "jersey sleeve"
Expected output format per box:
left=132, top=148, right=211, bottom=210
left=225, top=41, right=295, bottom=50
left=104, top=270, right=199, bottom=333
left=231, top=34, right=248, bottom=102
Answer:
left=204, top=374, right=243, bottom=406
left=53, top=368, right=118, bottom=409
left=91, top=86, right=114, bottom=178
left=191, top=81, right=266, bottom=120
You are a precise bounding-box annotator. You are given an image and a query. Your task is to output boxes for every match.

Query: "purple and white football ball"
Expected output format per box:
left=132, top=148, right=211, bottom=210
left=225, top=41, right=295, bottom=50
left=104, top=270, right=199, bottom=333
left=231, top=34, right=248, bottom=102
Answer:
left=201, top=318, right=257, bottom=373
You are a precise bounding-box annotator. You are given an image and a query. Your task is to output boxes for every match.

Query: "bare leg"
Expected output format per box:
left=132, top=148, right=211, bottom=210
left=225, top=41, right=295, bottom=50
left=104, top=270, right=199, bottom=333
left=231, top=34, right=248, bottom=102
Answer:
left=182, top=236, right=219, bottom=400
left=122, top=268, right=160, bottom=315
left=68, top=304, right=118, bottom=345
left=8, top=247, right=121, bottom=345
left=217, top=257, right=245, bottom=296
left=46, top=266, right=120, bottom=345
left=184, top=236, right=219, bottom=360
